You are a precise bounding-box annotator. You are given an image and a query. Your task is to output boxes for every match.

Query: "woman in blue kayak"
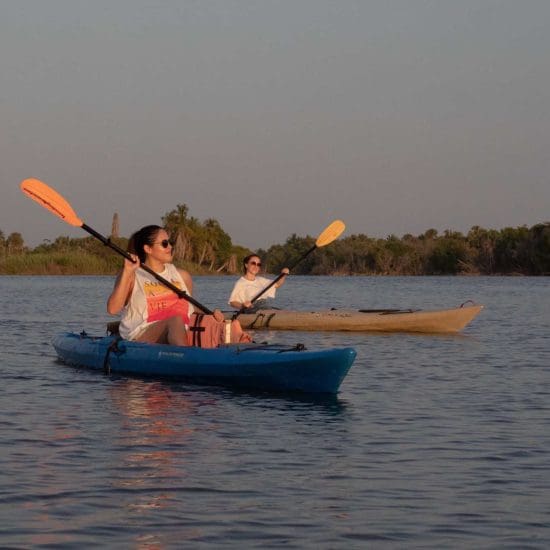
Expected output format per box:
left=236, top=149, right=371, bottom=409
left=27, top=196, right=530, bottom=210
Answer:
left=229, top=254, right=290, bottom=311
left=108, top=224, right=223, bottom=345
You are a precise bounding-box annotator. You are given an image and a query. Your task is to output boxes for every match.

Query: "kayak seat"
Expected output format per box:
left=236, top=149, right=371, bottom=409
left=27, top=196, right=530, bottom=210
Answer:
left=107, top=321, right=120, bottom=335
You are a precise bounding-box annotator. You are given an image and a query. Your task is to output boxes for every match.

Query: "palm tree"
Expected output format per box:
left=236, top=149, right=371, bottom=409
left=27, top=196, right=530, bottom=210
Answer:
left=6, top=232, right=25, bottom=255
left=163, top=204, right=192, bottom=263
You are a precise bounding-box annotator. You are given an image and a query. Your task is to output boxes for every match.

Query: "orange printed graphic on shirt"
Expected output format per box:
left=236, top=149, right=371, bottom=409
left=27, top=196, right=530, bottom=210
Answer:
left=144, top=280, right=191, bottom=325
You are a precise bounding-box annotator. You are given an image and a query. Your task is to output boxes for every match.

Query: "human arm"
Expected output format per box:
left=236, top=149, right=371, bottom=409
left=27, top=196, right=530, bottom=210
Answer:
left=228, top=278, right=253, bottom=309
left=275, top=267, right=290, bottom=288
left=107, top=255, right=139, bottom=314
left=230, top=299, right=252, bottom=309
left=177, top=268, right=193, bottom=296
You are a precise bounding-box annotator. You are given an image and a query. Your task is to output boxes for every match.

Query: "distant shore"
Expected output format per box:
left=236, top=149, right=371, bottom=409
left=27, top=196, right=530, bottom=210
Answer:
left=0, top=251, right=215, bottom=276
left=1, top=220, right=548, bottom=276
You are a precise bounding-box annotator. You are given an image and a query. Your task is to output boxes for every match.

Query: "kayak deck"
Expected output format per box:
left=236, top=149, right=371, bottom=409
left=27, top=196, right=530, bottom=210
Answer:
left=226, top=304, right=483, bottom=333
left=52, top=332, right=357, bottom=394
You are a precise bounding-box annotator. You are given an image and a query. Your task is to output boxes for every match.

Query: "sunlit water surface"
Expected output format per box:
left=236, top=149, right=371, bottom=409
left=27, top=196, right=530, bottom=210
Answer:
left=0, top=275, right=549, bottom=548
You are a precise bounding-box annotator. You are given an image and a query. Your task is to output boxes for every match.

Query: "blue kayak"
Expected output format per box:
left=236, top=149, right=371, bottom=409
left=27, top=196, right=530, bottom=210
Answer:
left=52, top=332, right=356, bottom=394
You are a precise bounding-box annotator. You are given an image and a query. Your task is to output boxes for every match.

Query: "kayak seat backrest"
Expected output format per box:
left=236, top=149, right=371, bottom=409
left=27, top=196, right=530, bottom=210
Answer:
left=187, top=313, right=252, bottom=348
left=107, top=321, right=120, bottom=335
left=105, top=316, right=252, bottom=346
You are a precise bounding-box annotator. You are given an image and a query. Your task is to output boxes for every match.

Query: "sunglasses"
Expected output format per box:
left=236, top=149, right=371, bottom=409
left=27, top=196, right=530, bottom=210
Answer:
left=155, top=239, right=174, bottom=249
left=249, top=261, right=262, bottom=267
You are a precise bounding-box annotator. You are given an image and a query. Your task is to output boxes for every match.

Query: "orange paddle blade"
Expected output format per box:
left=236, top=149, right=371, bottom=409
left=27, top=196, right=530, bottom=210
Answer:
left=315, top=220, right=345, bottom=247
left=20, top=178, right=83, bottom=227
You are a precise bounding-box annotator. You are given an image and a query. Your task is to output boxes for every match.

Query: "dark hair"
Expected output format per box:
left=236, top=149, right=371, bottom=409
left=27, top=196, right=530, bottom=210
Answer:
left=128, top=225, right=163, bottom=263
left=242, top=254, right=261, bottom=274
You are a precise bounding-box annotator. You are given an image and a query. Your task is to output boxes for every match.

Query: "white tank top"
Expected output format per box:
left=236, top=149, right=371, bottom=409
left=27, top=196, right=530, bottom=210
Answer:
left=119, top=263, right=194, bottom=340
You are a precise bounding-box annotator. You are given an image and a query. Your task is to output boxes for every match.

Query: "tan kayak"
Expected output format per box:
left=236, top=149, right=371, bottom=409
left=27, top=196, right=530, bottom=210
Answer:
left=226, top=303, right=483, bottom=334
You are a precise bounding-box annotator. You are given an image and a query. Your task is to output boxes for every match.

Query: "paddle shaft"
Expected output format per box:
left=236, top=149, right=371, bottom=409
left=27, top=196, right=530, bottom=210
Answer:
left=82, top=223, right=213, bottom=314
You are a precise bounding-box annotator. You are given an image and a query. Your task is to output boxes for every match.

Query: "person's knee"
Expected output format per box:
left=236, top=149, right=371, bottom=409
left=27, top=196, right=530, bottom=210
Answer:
left=166, top=315, right=188, bottom=345
left=167, top=315, right=185, bottom=329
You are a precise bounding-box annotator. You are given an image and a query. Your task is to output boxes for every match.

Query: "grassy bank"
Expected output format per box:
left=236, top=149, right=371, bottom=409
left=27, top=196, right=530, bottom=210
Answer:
left=0, top=252, right=120, bottom=275
left=0, top=252, right=211, bottom=276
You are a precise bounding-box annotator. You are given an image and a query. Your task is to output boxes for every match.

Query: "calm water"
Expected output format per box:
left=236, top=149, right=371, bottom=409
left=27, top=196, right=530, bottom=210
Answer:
left=1, top=275, right=549, bottom=548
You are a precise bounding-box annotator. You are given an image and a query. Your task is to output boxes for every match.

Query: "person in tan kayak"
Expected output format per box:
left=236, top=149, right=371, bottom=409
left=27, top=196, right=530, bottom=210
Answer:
left=229, top=254, right=289, bottom=311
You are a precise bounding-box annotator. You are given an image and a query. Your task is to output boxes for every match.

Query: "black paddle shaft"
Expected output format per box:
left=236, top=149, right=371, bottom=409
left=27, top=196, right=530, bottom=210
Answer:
left=82, top=223, right=213, bottom=314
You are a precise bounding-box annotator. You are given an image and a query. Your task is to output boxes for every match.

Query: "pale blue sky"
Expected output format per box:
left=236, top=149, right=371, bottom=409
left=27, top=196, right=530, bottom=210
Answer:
left=2, top=0, right=549, bottom=249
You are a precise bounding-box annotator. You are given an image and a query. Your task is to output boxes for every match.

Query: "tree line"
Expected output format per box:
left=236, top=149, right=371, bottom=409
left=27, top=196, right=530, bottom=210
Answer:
left=0, top=205, right=248, bottom=275
left=0, top=210, right=548, bottom=275
left=260, top=224, right=550, bottom=276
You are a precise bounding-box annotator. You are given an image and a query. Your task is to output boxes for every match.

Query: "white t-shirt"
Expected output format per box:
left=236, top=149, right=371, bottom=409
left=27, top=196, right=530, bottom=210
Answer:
left=119, top=263, right=194, bottom=340
left=228, top=276, right=277, bottom=306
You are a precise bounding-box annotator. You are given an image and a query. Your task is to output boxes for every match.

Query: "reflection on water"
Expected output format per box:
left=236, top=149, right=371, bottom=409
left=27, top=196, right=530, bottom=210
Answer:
left=110, top=379, right=202, bottom=438
left=107, top=381, right=196, bottom=540
left=104, top=377, right=350, bottom=547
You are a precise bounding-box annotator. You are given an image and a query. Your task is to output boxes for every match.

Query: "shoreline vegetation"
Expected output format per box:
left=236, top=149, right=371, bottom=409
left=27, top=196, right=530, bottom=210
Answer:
left=1, top=205, right=549, bottom=276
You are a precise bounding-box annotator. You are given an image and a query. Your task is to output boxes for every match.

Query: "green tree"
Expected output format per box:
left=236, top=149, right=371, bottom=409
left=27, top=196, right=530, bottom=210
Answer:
left=266, top=234, right=316, bottom=274
left=5, top=232, right=25, bottom=255
left=200, top=218, right=232, bottom=270
left=527, top=223, right=550, bottom=275
left=427, top=233, right=472, bottom=274
left=494, top=226, right=531, bottom=274
left=468, top=226, right=501, bottom=273
left=163, top=204, right=193, bottom=263
left=162, top=204, right=234, bottom=271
